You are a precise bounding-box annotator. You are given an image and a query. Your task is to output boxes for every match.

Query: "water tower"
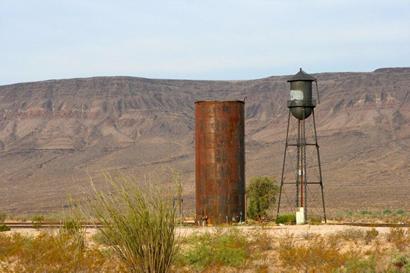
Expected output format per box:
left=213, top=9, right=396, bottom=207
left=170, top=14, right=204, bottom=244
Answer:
left=195, top=101, right=245, bottom=225
left=276, top=68, right=327, bottom=224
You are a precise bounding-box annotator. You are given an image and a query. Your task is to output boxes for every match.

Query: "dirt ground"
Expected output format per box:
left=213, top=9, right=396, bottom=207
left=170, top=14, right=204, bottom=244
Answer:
left=5, top=224, right=392, bottom=239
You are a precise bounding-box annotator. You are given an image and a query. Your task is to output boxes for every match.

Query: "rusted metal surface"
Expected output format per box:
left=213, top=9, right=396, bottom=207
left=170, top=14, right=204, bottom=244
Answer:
left=195, top=100, right=245, bottom=225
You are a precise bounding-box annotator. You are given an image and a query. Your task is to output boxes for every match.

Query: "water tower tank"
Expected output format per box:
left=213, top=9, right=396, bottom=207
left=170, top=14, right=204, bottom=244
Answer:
left=287, top=68, right=317, bottom=120
left=195, top=101, right=245, bottom=225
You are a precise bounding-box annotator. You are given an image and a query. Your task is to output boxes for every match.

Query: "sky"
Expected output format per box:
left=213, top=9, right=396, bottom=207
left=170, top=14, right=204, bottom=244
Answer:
left=1, top=0, right=409, bottom=85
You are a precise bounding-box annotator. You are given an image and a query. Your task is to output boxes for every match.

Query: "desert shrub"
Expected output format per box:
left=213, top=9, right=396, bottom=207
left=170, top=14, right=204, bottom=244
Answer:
left=387, top=228, right=409, bottom=251
left=335, top=256, right=376, bottom=273
left=249, top=230, right=272, bottom=252
left=278, top=234, right=352, bottom=272
left=360, top=210, right=372, bottom=216
left=88, top=176, right=177, bottom=273
left=0, top=224, right=10, bottom=232
left=0, top=213, right=10, bottom=232
left=388, top=253, right=410, bottom=272
left=346, top=210, right=353, bottom=217
left=246, top=176, right=278, bottom=220
left=333, top=228, right=366, bottom=242
left=177, top=229, right=250, bottom=271
left=396, top=209, right=406, bottom=215
left=384, top=209, right=393, bottom=215
left=0, top=231, right=122, bottom=273
left=276, top=213, right=296, bottom=225
left=365, top=228, right=379, bottom=244
left=31, top=215, right=45, bottom=229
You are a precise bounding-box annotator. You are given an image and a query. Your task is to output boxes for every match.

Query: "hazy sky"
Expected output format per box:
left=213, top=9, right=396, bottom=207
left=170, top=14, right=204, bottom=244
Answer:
left=1, top=0, right=409, bottom=85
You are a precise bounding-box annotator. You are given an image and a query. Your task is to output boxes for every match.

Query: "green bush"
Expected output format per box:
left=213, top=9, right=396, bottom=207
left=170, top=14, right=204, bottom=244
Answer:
left=246, top=176, right=278, bottom=220
left=396, top=209, right=406, bottom=215
left=276, top=213, right=296, bottom=225
left=177, top=229, right=249, bottom=271
left=0, top=213, right=9, bottom=232
left=360, top=210, right=372, bottom=216
left=32, top=215, right=45, bottom=229
left=383, top=209, right=392, bottom=215
left=0, top=224, right=10, bottom=232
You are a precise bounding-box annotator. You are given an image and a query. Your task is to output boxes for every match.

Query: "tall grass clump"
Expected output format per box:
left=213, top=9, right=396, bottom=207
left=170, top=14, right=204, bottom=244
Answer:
left=88, top=175, right=177, bottom=273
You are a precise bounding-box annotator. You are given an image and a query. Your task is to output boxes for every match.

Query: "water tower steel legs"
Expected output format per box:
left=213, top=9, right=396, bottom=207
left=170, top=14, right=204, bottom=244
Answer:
left=276, top=108, right=326, bottom=223
left=312, top=110, right=327, bottom=222
left=276, top=112, right=290, bottom=219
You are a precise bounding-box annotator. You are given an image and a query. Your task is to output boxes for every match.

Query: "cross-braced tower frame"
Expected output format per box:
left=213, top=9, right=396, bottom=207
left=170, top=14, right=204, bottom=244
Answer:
left=276, top=69, right=326, bottom=223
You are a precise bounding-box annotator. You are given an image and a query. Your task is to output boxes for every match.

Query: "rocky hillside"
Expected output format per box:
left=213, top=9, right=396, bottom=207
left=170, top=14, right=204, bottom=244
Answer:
left=0, top=68, right=409, bottom=214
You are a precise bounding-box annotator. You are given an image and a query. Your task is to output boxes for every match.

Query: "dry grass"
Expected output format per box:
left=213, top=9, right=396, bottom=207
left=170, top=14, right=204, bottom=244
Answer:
left=278, top=234, right=354, bottom=272
left=386, top=228, right=409, bottom=251
left=0, top=231, right=123, bottom=273
left=1, top=224, right=410, bottom=272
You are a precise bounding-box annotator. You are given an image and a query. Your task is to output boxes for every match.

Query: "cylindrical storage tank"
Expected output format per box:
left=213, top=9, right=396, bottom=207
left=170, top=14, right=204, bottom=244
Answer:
left=195, top=101, right=245, bottom=225
left=287, top=68, right=317, bottom=120
left=288, top=81, right=313, bottom=120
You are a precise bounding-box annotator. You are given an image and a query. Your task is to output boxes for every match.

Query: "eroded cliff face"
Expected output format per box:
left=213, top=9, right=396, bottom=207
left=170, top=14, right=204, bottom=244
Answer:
left=0, top=68, right=409, bottom=213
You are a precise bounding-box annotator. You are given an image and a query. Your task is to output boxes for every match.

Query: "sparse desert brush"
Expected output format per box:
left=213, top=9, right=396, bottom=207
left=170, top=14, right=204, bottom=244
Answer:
left=387, top=228, right=409, bottom=251
left=334, top=255, right=377, bottom=273
left=87, top=174, right=178, bottom=273
left=177, top=228, right=251, bottom=271
left=365, top=228, right=379, bottom=244
left=331, top=228, right=366, bottom=242
left=329, top=209, right=408, bottom=224
left=388, top=253, right=410, bottom=272
left=31, top=215, right=45, bottom=229
left=249, top=230, right=273, bottom=252
left=0, top=231, right=123, bottom=273
left=278, top=233, right=354, bottom=272
left=0, top=224, right=10, bottom=232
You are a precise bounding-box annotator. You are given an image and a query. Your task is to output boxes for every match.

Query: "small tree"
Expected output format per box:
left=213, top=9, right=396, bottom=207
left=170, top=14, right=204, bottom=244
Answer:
left=246, top=176, right=278, bottom=220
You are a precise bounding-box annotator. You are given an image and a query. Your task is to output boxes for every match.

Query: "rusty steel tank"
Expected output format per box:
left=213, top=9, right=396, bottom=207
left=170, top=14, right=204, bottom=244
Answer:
left=195, top=100, right=245, bottom=225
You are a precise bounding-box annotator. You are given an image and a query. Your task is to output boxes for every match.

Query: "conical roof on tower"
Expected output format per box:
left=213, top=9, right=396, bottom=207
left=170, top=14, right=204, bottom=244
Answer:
left=287, top=68, right=316, bottom=82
